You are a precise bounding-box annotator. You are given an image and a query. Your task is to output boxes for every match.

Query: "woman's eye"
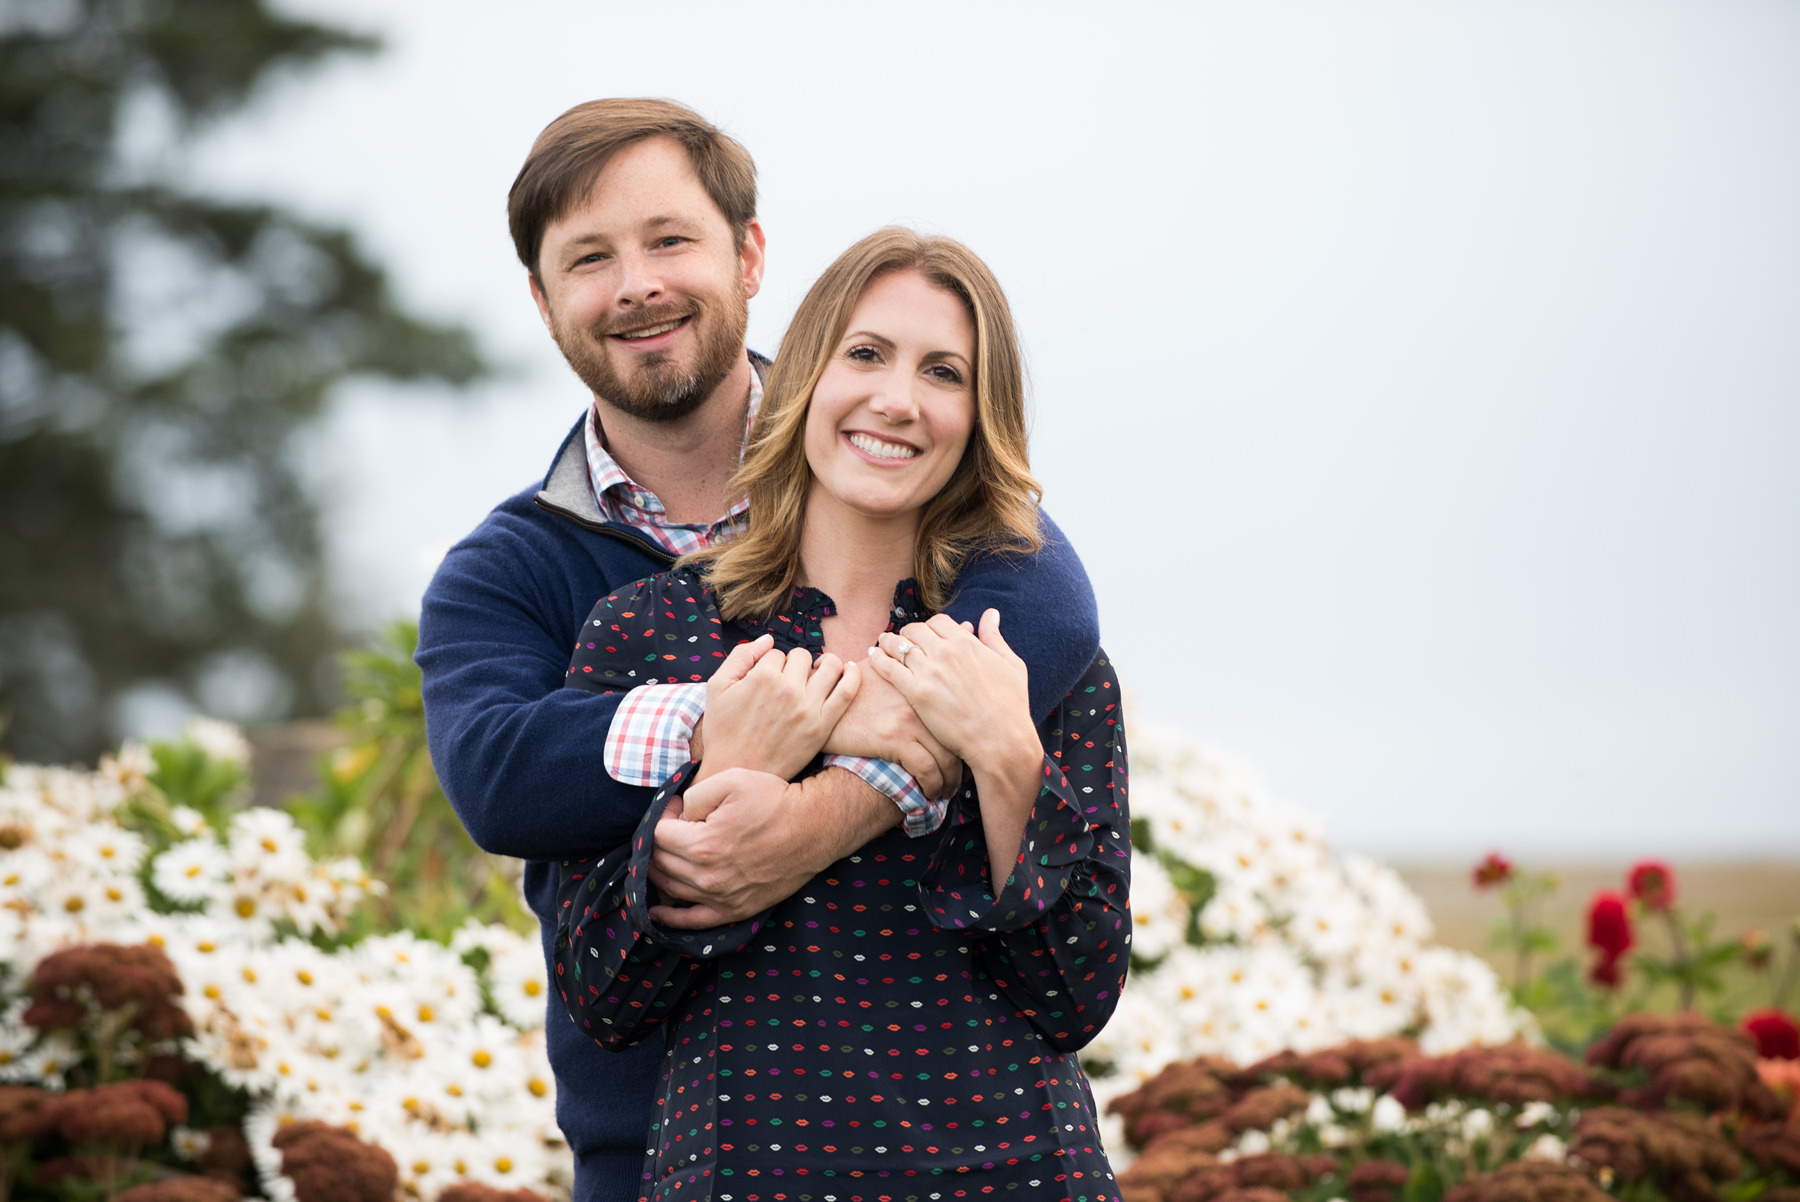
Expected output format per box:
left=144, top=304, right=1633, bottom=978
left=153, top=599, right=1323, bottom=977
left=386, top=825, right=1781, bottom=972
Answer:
left=928, top=364, right=964, bottom=385
left=847, top=346, right=881, bottom=362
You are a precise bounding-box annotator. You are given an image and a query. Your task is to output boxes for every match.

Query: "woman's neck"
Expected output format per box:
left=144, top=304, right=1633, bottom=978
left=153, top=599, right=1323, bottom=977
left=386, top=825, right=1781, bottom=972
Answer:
left=800, top=497, right=919, bottom=659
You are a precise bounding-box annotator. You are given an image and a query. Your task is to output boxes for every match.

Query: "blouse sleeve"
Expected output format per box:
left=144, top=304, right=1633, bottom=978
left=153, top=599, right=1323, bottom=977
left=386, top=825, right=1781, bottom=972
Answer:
left=553, top=573, right=769, bottom=1050
left=554, top=760, right=774, bottom=1049
left=918, top=650, right=1131, bottom=1053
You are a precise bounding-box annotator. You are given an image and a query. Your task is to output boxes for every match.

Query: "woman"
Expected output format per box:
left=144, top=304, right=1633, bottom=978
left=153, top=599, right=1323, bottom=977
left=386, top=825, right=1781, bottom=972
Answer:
left=555, top=228, right=1128, bottom=1201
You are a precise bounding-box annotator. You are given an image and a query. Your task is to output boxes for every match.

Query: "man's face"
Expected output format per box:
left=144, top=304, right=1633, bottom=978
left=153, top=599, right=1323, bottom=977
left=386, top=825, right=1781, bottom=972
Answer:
left=530, top=136, right=765, bottom=423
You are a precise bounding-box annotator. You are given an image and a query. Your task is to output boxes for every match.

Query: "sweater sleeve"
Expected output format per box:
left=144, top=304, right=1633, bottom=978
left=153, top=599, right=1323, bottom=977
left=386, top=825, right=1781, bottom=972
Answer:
left=942, top=509, right=1099, bottom=723
left=416, top=497, right=667, bottom=860
left=919, top=651, right=1130, bottom=1052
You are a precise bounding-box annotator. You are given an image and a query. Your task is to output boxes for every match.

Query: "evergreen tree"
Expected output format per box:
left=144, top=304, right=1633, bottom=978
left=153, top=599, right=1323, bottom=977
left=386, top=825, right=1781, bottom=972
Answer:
left=1, top=0, right=484, bottom=764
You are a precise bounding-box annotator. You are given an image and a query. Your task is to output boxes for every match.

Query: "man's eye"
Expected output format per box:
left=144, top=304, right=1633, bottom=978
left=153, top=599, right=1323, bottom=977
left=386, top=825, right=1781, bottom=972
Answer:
left=656, top=236, right=686, bottom=248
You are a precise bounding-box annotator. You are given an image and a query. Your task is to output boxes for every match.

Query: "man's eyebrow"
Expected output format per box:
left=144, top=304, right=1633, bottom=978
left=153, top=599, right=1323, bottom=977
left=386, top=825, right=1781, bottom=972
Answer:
left=558, top=215, right=699, bottom=249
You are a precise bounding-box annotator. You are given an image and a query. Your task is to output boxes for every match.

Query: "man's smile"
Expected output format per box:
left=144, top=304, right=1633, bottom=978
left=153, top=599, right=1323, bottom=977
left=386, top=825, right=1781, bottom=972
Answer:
left=613, top=317, right=687, bottom=341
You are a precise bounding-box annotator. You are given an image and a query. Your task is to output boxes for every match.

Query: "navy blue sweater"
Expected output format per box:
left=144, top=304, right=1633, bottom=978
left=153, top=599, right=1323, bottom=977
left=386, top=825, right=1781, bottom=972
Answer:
left=417, top=414, right=1099, bottom=1201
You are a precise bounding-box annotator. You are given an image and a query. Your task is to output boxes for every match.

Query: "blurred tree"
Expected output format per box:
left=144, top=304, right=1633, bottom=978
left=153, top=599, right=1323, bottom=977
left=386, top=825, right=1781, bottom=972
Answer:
left=0, top=0, right=484, bottom=764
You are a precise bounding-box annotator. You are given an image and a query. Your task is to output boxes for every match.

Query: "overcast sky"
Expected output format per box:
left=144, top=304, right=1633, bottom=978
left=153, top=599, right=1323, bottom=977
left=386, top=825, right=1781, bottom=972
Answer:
left=187, top=0, right=1800, bottom=860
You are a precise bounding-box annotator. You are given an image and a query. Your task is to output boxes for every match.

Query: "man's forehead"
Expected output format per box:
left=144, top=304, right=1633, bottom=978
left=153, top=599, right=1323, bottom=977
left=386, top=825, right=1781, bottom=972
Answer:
left=551, top=138, right=718, bottom=227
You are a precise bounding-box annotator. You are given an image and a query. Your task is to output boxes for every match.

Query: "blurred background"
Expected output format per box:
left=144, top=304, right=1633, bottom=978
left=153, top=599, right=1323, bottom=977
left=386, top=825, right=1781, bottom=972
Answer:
left=4, top=0, right=1797, bottom=866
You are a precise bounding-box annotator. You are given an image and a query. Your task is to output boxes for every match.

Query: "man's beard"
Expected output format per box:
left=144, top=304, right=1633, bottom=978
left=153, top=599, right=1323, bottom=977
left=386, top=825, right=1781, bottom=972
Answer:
left=551, top=279, right=748, bottom=424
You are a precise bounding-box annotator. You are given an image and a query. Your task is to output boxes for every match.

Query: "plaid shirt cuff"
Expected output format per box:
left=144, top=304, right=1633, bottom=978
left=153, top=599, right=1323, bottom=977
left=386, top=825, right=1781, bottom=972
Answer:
left=823, top=754, right=947, bottom=837
left=604, top=683, right=707, bottom=787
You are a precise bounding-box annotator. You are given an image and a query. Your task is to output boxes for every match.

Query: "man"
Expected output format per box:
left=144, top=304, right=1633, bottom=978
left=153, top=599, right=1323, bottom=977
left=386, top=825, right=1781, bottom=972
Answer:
left=417, top=98, right=1098, bottom=1202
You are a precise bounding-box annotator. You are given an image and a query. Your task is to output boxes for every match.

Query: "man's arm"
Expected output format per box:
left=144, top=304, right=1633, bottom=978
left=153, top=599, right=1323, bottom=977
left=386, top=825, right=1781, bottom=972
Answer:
left=645, top=766, right=899, bottom=927
left=417, top=499, right=666, bottom=860
left=941, top=509, right=1098, bottom=723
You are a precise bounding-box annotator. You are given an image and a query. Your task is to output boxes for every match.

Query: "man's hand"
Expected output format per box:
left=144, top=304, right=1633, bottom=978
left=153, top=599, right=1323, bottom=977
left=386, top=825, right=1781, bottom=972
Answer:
left=696, top=634, right=860, bottom=783
left=821, top=662, right=961, bottom=799
left=647, top=767, right=898, bottom=929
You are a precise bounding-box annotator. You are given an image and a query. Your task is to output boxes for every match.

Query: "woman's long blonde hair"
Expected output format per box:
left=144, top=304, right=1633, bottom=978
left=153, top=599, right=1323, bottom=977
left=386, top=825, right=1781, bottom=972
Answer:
left=686, top=227, right=1042, bottom=620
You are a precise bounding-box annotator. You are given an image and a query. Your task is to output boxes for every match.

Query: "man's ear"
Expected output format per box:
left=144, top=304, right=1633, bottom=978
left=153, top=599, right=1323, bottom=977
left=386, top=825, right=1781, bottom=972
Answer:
left=739, top=219, right=767, bottom=301
left=528, top=271, right=554, bottom=333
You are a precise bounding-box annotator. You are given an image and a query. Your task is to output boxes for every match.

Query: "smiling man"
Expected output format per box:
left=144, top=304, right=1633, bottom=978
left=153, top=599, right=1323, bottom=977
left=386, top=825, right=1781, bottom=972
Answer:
left=415, top=98, right=1100, bottom=1202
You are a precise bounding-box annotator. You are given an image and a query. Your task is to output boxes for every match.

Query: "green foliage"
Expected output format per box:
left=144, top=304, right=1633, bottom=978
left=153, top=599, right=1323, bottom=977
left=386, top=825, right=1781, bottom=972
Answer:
left=287, top=620, right=533, bottom=942
left=0, top=0, right=486, bottom=765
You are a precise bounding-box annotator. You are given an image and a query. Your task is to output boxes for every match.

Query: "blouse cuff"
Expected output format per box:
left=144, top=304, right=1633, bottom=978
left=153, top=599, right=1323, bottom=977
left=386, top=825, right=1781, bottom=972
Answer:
left=921, top=754, right=1096, bottom=933
left=624, top=760, right=771, bottom=957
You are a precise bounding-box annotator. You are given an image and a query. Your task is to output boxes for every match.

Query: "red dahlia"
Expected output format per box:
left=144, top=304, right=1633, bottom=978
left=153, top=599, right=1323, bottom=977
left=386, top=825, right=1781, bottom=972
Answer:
left=1586, top=890, right=1634, bottom=959
left=1471, top=852, right=1514, bottom=889
left=1627, top=860, right=1676, bottom=912
left=1742, top=1008, right=1800, bottom=1061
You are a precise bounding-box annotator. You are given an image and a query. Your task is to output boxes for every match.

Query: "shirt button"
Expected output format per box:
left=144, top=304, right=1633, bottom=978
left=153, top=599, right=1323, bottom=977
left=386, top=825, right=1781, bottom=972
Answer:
left=893, top=607, right=906, bottom=618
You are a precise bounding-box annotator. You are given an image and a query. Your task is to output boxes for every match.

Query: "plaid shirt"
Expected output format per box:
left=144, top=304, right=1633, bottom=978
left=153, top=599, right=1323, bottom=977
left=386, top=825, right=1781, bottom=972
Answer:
left=593, top=364, right=944, bottom=835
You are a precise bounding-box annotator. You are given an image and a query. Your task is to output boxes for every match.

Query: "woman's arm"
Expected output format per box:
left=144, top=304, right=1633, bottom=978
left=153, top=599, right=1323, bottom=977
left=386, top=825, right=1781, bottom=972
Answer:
left=554, top=762, right=769, bottom=1049
left=869, top=636, right=1131, bottom=1052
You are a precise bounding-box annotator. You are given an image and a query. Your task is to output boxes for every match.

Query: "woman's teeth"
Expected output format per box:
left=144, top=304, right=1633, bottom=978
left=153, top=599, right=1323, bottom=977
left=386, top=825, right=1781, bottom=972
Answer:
left=849, top=433, right=918, bottom=460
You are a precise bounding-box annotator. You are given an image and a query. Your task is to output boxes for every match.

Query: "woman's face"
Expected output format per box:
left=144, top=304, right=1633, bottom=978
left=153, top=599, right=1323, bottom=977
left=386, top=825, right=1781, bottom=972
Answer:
left=803, top=269, right=977, bottom=528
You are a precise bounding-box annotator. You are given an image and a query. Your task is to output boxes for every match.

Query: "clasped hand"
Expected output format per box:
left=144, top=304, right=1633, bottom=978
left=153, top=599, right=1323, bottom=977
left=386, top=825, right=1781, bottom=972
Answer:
left=689, top=633, right=860, bottom=791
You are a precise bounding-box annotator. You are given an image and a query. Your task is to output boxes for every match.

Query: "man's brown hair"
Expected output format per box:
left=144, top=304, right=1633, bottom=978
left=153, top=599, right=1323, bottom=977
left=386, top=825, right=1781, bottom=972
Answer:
left=507, top=98, right=757, bottom=280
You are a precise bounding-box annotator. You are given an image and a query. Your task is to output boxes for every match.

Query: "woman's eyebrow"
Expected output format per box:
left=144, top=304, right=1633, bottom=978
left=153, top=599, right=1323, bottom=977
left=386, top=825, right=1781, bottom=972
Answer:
left=841, top=330, right=895, bottom=348
left=921, top=350, right=971, bottom=366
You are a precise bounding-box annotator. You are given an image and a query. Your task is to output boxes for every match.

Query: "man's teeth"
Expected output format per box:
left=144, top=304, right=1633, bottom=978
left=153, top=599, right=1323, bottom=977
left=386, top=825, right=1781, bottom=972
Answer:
left=617, top=319, right=683, bottom=340
left=849, top=433, right=918, bottom=460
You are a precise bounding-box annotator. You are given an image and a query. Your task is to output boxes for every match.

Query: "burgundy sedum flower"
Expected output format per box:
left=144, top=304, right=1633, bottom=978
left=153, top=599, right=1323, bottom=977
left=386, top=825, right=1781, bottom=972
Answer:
left=1626, top=861, right=1676, bottom=912
left=1472, top=852, right=1514, bottom=889
left=1743, top=1008, right=1800, bottom=1061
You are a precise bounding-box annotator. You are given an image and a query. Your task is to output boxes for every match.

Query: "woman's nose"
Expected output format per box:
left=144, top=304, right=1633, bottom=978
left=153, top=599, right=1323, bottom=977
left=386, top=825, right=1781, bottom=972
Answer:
left=867, top=373, right=918, bottom=423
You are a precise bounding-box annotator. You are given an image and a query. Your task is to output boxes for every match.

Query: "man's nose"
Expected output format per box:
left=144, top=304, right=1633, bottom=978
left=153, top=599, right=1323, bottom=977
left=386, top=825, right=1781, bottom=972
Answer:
left=615, top=250, right=663, bottom=307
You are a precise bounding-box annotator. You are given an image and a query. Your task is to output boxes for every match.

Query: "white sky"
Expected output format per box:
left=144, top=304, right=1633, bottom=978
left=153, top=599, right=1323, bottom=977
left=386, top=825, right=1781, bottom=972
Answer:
left=189, top=0, right=1800, bottom=860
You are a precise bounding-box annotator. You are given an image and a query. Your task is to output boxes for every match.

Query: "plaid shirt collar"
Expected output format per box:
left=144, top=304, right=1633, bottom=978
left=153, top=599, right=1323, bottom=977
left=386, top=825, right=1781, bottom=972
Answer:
left=581, top=358, right=760, bottom=554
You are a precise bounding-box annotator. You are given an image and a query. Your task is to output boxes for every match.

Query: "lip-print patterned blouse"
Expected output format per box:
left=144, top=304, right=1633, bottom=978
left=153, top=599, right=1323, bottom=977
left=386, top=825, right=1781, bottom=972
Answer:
left=556, top=566, right=1131, bottom=1202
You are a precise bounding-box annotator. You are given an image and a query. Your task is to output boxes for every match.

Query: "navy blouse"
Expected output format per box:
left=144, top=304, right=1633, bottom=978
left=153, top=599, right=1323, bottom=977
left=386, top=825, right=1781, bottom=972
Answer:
left=557, top=567, right=1130, bottom=1202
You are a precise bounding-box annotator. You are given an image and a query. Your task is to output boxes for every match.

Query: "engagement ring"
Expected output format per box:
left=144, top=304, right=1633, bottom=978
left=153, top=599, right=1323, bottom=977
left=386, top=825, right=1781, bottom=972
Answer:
left=893, top=639, right=916, bottom=666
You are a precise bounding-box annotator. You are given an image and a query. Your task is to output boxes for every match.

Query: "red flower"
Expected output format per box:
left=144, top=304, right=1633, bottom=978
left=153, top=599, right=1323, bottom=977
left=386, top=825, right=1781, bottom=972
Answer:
left=1742, top=1008, right=1800, bottom=1061
left=1627, top=860, right=1676, bottom=912
left=1587, top=890, right=1634, bottom=959
left=1471, top=852, right=1513, bottom=889
left=1589, top=952, right=1626, bottom=990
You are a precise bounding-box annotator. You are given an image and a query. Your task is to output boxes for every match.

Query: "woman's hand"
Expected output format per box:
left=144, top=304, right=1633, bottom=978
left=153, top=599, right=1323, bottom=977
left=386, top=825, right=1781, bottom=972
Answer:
left=866, top=611, right=1037, bottom=775
left=694, top=634, right=861, bottom=784
left=866, top=609, right=1045, bottom=889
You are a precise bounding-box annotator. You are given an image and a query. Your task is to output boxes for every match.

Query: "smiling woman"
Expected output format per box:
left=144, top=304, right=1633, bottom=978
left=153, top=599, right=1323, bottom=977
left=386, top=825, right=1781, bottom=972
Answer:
left=552, top=227, right=1129, bottom=1200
